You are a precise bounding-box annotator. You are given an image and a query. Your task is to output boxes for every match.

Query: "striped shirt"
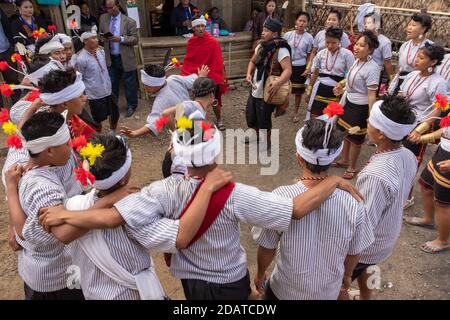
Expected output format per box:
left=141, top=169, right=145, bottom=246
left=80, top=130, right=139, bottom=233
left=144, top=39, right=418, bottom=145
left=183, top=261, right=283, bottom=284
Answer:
left=356, top=148, right=417, bottom=265
left=67, top=190, right=152, bottom=300
left=254, top=182, right=374, bottom=300
left=15, top=152, right=82, bottom=292
left=115, top=175, right=294, bottom=284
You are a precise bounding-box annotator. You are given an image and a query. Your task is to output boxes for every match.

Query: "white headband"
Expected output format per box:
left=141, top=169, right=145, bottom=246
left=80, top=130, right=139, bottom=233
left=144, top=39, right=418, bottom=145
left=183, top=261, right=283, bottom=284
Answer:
left=57, top=33, right=72, bottom=45
left=172, top=129, right=221, bottom=167
left=368, top=100, right=416, bottom=141
left=80, top=31, right=97, bottom=42
left=93, top=149, right=132, bottom=190
left=39, top=37, right=65, bottom=55
left=192, top=16, right=207, bottom=28
left=295, top=127, right=343, bottom=166
left=140, top=69, right=166, bottom=87
left=23, top=122, right=71, bottom=154
left=40, top=73, right=86, bottom=105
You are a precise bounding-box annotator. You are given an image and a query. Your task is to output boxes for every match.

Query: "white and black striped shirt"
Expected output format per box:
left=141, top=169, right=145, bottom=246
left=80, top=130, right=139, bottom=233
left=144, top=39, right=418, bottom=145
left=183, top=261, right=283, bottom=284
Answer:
left=115, top=175, right=294, bottom=284
left=356, top=148, right=417, bottom=265
left=16, top=153, right=82, bottom=292
left=254, top=182, right=374, bottom=300
left=67, top=190, right=152, bottom=300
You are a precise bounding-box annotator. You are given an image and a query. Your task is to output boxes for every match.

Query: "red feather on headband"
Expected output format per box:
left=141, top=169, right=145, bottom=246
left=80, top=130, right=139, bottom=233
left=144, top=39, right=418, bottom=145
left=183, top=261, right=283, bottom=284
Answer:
left=0, top=108, right=9, bottom=123
left=69, top=135, right=88, bottom=152
left=11, top=53, right=22, bottom=63
left=6, top=134, right=23, bottom=149
left=0, top=84, right=13, bottom=97
left=323, top=101, right=344, bottom=118
left=48, top=25, right=57, bottom=32
left=0, top=61, right=9, bottom=71
left=155, top=116, right=169, bottom=132
left=74, top=164, right=96, bottom=187
left=440, top=115, right=450, bottom=128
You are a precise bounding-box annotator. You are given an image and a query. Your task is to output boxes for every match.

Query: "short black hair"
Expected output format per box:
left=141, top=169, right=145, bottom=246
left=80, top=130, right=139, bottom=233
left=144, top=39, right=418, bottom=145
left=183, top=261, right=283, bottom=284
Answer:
left=144, top=64, right=166, bottom=79
left=325, top=27, right=343, bottom=40
left=296, top=11, right=310, bottom=21
left=21, top=112, right=65, bottom=157
left=39, top=69, right=77, bottom=94
left=34, top=35, right=53, bottom=56
left=15, top=0, right=33, bottom=7
left=27, top=54, right=50, bottom=73
left=192, top=77, right=216, bottom=98
left=301, top=119, right=344, bottom=174
left=360, top=30, right=380, bottom=53
left=379, top=96, right=416, bottom=143
left=209, top=7, right=219, bottom=14
left=420, top=43, right=445, bottom=66
left=328, top=8, right=342, bottom=21
left=89, top=134, right=128, bottom=182
left=411, top=13, right=432, bottom=33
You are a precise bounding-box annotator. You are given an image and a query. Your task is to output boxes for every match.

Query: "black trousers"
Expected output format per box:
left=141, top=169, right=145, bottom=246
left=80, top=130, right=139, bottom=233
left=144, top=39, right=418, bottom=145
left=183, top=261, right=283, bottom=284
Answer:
left=24, top=283, right=84, bottom=300
left=181, top=271, right=251, bottom=300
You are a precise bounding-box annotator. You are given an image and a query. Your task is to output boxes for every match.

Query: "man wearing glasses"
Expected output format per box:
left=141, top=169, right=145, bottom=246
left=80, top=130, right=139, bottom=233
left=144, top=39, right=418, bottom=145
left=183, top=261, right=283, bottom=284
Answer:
left=99, top=0, right=139, bottom=118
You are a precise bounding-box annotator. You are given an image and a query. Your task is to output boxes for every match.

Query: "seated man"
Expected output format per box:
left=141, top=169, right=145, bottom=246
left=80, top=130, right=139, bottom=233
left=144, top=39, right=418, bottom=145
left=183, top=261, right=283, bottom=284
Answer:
left=253, top=115, right=375, bottom=300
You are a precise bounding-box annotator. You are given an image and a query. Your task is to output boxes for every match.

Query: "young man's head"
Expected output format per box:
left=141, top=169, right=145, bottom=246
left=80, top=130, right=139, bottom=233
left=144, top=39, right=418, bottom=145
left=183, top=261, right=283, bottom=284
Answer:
left=325, top=27, right=343, bottom=52
left=21, top=112, right=72, bottom=166
left=261, top=18, right=283, bottom=41
left=81, top=32, right=99, bottom=51
left=89, top=134, right=131, bottom=192
left=39, top=69, right=87, bottom=116
left=192, top=77, right=217, bottom=107
left=210, top=7, right=220, bottom=20
left=172, top=118, right=220, bottom=174
left=296, top=119, right=344, bottom=174
left=35, top=35, right=66, bottom=63
left=141, top=64, right=166, bottom=94
left=367, top=96, right=416, bottom=145
left=80, top=1, right=90, bottom=17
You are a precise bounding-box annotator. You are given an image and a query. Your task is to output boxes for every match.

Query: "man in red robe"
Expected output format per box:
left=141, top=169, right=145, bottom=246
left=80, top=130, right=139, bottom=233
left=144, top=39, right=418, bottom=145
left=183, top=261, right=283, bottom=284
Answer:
left=181, top=15, right=228, bottom=130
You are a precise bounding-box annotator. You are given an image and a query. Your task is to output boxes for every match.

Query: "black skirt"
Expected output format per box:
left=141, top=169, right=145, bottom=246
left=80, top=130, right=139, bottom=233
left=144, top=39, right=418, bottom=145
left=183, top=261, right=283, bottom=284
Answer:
left=419, top=145, right=450, bottom=204
left=291, top=65, right=307, bottom=94
left=337, top=98, right=369, bottom=145
left=310, top=83, right=339, bottom=117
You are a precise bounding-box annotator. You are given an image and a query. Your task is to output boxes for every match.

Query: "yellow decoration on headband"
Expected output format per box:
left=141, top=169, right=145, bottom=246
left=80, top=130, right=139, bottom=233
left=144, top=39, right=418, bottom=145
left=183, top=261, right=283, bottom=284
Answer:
left=176, top=116, right=193, bottom=132
left=172, top=57, right=178, bottom=63
left=39, top=28, right=46, bottom=34
left=80, top=143, right=105, bottom=166
left=204, top=13, right=209, bottom=20
left=2, top=121, right=17, bottom=136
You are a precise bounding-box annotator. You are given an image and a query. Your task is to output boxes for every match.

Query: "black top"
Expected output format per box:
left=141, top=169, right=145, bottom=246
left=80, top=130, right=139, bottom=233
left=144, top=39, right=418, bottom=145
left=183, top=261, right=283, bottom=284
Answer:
left=10, top=15, right=48, bottom=47
left=81, top=15, right=98, bottom=32
left=170, top=3, right=197, bottom=35
left=0, top=8, right=13, bottom=47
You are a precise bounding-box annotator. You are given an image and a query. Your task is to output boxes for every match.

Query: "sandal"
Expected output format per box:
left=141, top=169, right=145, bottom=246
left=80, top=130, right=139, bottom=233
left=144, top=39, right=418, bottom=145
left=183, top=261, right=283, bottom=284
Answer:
left=342, top=169, right=358, bottom=180
left=404, top=216, right=435, bottom=229
left=420, top=241, right=450, bottom=254
left=331, top=161, right=349, bottom=169
left=403, top=197, right=415, bottom=210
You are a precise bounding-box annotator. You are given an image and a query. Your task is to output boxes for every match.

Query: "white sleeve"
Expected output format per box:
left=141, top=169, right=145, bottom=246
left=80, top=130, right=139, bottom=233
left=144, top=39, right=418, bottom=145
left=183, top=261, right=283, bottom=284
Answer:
left=277, top=47, right=291, bottom=63
left=64, top=190, right=96, bottom=211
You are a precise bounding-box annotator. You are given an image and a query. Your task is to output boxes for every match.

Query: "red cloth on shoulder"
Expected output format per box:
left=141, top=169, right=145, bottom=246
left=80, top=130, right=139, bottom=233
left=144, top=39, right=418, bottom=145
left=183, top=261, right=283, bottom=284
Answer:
left=181, top=32, right=228, bottom=95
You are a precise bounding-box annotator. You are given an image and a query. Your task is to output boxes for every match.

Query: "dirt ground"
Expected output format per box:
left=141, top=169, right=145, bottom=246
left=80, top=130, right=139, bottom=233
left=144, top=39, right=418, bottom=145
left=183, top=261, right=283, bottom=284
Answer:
left=0, top=85, right=449, bottom=300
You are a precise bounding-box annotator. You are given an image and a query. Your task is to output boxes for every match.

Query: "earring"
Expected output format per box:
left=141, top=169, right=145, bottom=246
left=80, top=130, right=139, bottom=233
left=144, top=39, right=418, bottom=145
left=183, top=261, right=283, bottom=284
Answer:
left=428, top=66, right=434, bottom=73
left=418, top=34, right=424, bottom=40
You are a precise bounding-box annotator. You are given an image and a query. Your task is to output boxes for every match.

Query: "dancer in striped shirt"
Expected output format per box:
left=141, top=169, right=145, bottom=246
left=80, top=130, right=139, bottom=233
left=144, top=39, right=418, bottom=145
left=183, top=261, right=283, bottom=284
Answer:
left=351, top=96, right=418, bottom=300
left=254, top=116, right=373, bottom=300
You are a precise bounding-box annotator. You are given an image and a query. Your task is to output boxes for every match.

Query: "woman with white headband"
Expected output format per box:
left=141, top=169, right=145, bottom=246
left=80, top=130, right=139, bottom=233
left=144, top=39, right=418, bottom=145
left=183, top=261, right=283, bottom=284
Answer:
left=254, top=116, right=373, bottom=301
left=348, top=96, right=417, bottom=300
left=120, top=63, right=209, bottom=138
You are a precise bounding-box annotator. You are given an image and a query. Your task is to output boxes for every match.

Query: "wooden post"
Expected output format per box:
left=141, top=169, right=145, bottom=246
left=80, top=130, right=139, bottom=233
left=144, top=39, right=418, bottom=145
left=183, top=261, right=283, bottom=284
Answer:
left=48, top=3, right=65, bottom=33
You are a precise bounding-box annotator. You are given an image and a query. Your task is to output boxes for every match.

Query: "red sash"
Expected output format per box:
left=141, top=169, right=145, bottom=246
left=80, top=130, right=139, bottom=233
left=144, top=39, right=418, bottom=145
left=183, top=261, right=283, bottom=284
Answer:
left=164, top=181, right=235, bottom=267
